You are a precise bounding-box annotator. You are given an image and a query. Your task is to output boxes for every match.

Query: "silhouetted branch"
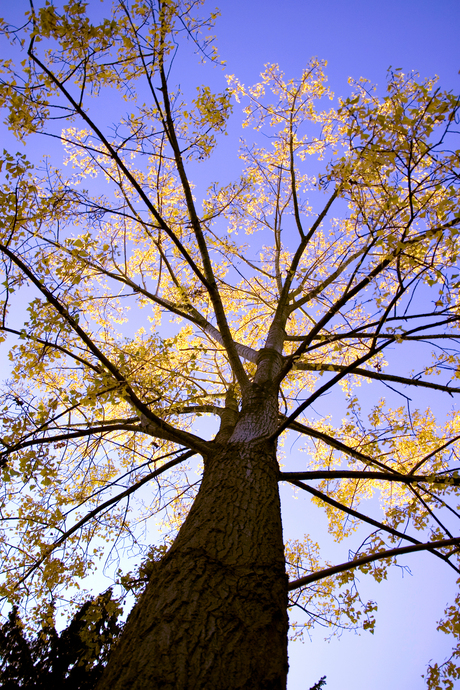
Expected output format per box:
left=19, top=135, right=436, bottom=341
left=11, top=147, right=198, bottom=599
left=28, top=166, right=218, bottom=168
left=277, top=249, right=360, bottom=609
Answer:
left=288, top=537, right=460, bottom=591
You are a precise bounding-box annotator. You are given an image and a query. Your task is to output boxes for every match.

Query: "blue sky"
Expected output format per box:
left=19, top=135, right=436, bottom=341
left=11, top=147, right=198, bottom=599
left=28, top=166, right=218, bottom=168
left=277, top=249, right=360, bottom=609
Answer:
left=215, top=0, right=459, bottom=92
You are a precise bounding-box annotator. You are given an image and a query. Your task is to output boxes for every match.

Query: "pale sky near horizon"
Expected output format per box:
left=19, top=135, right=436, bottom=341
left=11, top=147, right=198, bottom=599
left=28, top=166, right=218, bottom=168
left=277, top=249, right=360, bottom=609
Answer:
left=1, top=1, right=459, bottom=688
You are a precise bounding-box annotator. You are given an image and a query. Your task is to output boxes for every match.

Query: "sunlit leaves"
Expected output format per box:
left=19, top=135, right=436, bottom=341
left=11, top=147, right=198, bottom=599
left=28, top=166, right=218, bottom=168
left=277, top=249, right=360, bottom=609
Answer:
left=286, top=535, right=377, bottom=639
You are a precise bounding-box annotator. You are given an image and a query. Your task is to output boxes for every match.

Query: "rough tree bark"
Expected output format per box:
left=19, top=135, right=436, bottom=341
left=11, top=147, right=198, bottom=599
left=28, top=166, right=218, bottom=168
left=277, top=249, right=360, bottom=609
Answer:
left=97, top=355, right=289, bottom=689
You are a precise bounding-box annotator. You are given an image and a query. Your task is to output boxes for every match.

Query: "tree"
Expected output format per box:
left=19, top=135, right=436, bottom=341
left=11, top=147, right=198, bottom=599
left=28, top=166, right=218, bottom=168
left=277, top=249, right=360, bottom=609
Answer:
left=0, top=590, right=123, bottom=689
left=0, top=1, right=459, bottom=688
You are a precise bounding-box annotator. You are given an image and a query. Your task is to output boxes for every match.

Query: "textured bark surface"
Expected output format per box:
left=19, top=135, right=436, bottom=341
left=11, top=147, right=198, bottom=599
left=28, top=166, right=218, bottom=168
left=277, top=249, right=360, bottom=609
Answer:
left=97, top=391, right=289, bottom=689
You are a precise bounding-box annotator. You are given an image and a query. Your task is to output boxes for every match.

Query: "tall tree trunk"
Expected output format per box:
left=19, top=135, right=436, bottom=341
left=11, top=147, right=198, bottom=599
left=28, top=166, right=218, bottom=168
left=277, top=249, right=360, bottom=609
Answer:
left=97, top=393, right=289, bottom=689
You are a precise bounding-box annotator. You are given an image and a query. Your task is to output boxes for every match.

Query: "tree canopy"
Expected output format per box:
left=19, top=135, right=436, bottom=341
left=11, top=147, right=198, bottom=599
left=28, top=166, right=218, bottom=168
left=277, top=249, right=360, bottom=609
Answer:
left=0, top=1, right=459, bottom=688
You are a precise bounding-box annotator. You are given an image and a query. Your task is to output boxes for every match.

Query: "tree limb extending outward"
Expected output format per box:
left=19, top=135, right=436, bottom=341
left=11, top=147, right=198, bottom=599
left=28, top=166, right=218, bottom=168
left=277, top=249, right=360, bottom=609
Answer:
left=280, top=469, right=460, bottom=487
left=14, top=449, right=196, bottom=589
left=288, top=537, right=460, bottom=591
left=0, top=243, right=210, bottom=455
left=285, top=478, right=460, bottom=574
left=294, top=361, right=460, bottom=395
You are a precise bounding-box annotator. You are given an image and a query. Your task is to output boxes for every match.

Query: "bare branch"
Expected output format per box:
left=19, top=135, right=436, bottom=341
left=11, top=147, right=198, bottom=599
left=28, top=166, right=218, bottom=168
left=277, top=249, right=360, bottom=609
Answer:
left=293, top=362, right=460, bottom=395
left=13, top=449, right=196, bottom=590
left=288, top=245, right=366, bottom=313
left=1, top=423, right=144, bottom=457
left=409, top=434, right=460, bottom=475
left=286, top=478, right=420, bottom=546
left=27, top=43, right=210, bottom=291
left=273, top=188, right=339, bottom=322
left=157, top=64, right=249, bottom=389
left=280, top=416, right=394, bottom=473
left=0, top=243, right=210, bottom=454
left=272, top=341, right=390, bottom=441
left=0, top=325, right=102, bottom=374
left=288, top=537, right=460, bottom=591
left=280, top=469, right=460, bottom=487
